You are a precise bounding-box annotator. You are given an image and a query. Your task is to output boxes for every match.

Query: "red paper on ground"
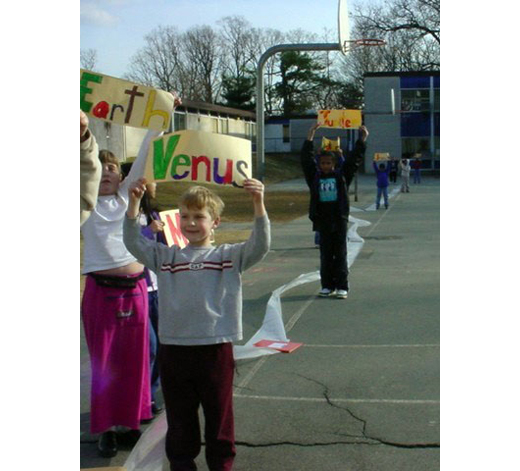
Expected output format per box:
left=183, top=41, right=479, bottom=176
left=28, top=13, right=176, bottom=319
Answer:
left=253, top=340, right=303, bottom=353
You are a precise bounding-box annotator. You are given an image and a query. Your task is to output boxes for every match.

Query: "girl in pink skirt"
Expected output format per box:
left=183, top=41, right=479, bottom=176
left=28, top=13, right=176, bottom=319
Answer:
left=80, top=95, right=181, bottom=458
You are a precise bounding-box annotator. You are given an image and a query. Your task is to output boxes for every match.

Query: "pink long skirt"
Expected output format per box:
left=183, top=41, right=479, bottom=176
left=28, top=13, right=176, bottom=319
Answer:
left=81, top=275, right=152, bottom=434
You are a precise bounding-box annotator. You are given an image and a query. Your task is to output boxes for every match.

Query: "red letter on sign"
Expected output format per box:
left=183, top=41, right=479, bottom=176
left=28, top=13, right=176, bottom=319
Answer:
left=192, top=155, right=211, bottom=182
left=92, top=101, right=110, bottom=119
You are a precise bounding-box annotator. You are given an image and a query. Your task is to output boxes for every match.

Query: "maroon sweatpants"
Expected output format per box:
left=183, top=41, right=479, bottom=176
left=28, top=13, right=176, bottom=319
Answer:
left=159, top=343, right=236, bottom=471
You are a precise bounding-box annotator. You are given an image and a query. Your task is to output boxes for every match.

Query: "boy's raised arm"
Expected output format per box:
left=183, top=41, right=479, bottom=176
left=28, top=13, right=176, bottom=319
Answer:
left=123, top=177, right=164, bottom=271
left=237, top=179, right=270, bottom=272
left=243, top=178, right=266, bottom=218
left=301, top=123, right=320, bottom=188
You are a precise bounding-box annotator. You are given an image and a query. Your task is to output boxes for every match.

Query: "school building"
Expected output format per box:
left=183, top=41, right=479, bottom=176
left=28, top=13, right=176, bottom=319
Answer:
left=88, top=99, right=256, bottom=161
left=363, top=71, right=440, bottom=174
left=265, top=116, right=360, bottom=155
left=263, top=71, right=440, bottom=175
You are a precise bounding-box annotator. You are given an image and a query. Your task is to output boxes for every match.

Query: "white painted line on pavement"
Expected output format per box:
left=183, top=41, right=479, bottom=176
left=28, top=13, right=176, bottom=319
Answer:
left=303, top=344, right=439, bottom=348
left=284, top=295, right=317, bottom=334
left=234, top=394, right=439, bottom=405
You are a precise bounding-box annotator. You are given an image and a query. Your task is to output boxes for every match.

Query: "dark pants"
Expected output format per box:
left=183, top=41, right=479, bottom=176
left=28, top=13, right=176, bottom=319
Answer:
left=159, top=343, right=236, bottom=471
left=148, top=290, right=160, bottom=400
left=390, top=171, right=397, bottom=183
left=319, top=219, right=349, bottom=291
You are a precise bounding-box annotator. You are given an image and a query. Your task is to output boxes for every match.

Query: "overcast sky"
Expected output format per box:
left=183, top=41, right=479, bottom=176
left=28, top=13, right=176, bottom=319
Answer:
left=80, top=0, right=359, bottom=77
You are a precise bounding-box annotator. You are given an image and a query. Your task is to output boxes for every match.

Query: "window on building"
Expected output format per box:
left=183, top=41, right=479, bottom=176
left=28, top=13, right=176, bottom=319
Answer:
left=401, top=89, right=430, bottom=112
left=402, top=137, right=430, bottom=157
left=220, top=118, right=229, bottom=134
left=244, top=122, right=255, bottom=140
left=174, top=112, right=186, bottom=131
left=282, top=124, right=290, bottom=143
left=211, top=117, right=219, bottom=133
left=434, top=89, right=440, bottom=112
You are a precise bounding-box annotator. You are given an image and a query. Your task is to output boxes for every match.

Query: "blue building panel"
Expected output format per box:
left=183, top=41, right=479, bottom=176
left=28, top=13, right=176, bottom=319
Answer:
left=434, top=113, right=440, bottom=136
left=400, top=112, right=431, bottom=137
left=400, top=76, right=430, bottom=89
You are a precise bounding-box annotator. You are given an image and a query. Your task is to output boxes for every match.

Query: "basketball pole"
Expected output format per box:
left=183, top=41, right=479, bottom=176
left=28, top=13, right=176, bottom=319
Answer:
left=255, top=42, right=341, bottom=182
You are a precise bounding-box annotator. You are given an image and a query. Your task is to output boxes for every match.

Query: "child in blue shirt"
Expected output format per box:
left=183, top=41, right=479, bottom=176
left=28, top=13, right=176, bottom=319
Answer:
left=373, top=160, right=391, bottom=209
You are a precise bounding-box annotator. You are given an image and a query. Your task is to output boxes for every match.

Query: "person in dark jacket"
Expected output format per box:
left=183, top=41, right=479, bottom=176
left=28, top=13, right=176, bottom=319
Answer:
left=389, top=156, right=398, bottom=183
left=301, top=122, right=369, bottom=299
left=412, top=155, right=422, bottom=184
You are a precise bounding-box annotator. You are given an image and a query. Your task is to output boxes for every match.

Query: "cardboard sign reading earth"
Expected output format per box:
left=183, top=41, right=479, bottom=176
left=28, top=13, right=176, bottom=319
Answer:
left=318, top=109, right=362, bottom=129
left=145, top=130, right=252, bottom=187
left=80, top=69, right=174, bottom=131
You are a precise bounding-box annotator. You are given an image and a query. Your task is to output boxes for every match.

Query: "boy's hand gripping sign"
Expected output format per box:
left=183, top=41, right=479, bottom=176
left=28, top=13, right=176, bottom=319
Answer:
left=80, top=69, right=174, bottom=131
left=318, top=109, right=362, bottom=129
left=145, top=130, right=252, bottom=187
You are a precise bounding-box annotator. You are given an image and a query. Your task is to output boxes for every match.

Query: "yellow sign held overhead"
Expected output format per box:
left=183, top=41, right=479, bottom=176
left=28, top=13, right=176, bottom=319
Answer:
left=374, top=153, right=390, bottom=161
left=321, top=137, right=341, bottom=151
left=317, top=109, right=362, bottom=129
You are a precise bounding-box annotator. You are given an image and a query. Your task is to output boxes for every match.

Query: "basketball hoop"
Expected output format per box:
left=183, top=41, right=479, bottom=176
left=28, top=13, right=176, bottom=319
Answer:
left=342, top=38, right=386, bottom=54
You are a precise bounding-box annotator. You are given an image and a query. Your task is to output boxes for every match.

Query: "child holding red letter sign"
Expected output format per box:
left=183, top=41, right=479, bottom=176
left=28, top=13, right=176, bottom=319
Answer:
left=301, top=122, right=368, bottom=299
left=123, top=179, right=270, bottom=471
left=81, top=95, right=181, bottom=458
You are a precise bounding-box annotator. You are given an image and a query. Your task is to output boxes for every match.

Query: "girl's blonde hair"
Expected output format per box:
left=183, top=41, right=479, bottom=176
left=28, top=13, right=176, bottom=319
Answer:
left=179, top=186, right=225, bottom=220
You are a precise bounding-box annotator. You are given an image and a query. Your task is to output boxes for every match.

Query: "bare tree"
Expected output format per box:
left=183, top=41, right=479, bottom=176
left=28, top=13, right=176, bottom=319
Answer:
left=183, top=25, right=225, bottom=102
left=80, top=48, right=98, bottom=70
left=218, top=16, right=257, bottom=79
left=356, top=0, right=440, bottom=44
left=351, top=0, right=440, bottom=70
left=126, top=25, right=225, bottom=103
left=126, top=26, right=183, bottom=92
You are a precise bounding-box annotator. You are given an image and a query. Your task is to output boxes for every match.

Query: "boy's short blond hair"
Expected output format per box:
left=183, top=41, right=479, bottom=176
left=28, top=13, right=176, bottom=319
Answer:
left=179, top=186, right=225, bottom=220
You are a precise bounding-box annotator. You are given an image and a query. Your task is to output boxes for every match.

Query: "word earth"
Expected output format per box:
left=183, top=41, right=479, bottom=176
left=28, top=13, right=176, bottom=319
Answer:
left=80, top=71, right=170, bottom=130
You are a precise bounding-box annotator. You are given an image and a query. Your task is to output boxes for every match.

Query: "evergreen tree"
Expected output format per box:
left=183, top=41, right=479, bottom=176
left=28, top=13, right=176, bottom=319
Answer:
left=220, top=73, right=255, bottom=110
left=274, top=51, right=325, bottom=117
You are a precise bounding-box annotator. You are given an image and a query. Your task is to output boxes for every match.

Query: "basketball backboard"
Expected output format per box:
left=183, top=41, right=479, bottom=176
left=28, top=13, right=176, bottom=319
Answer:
left=338, top=0, right=350, bottom=55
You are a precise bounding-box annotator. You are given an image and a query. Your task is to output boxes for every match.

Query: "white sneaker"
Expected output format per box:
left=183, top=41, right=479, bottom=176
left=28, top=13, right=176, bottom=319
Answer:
left=336, top=290, right=348, bottom=299
left=318, top=288, right=334, bottom=297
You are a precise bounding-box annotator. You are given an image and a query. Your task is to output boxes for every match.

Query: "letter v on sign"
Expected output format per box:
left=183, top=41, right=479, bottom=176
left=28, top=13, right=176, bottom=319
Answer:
left=153, top=134, right=180, bottom=180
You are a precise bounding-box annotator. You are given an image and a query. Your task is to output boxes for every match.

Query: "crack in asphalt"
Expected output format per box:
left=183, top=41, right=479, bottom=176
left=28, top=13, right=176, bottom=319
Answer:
left=236, top=374, right=439, bottom=450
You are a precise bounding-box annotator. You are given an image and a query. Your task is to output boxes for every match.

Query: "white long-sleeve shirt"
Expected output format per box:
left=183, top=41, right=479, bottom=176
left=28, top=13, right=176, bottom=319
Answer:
left=81, top=130, right=161, bottom=274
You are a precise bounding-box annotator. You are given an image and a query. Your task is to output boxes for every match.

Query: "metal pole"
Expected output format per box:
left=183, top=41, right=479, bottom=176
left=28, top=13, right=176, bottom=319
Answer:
left=430, top=75, right=435, bottom=172
left=255, top=42, right=341, bottom=181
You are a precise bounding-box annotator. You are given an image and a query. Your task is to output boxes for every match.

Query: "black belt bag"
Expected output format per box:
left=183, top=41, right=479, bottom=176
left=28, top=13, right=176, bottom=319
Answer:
left=89, top=271, right=145, bottom=289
